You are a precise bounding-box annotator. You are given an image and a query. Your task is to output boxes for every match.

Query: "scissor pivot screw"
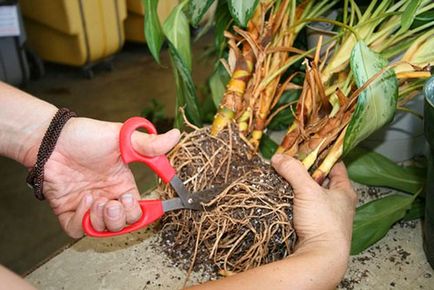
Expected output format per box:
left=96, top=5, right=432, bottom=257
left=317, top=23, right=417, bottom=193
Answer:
left=187, top=198, right=193, bottom=204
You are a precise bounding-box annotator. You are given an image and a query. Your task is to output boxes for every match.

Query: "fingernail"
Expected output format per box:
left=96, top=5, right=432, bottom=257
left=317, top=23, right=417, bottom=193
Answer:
left=84, top=194, right=93, bottom=207
left=121, top=194, right=133, bottom=208
left=107, top=205, right=121, bottom=218
left=168, top=129, right=181, bottom=138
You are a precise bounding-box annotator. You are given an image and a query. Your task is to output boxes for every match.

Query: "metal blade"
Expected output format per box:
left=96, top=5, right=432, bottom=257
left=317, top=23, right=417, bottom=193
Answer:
left=194, top=186, right=225, bottom=204
left=169, top=176, right=202, bottom=210
left=169, top=176, right=223, bottom=211
left=162, top=198, right=185, bottom=212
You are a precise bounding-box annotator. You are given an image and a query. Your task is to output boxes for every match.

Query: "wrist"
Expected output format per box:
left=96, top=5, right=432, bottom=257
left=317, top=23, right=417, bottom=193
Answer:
left=26, top=108, right=78, bottom=200
left=20, top=107, right=58, bottom=168
left=288, top=243, right=349, bottom=290
left=294, top=238, right=350, bottom=284
left=297, top=231, right=351, bottom=251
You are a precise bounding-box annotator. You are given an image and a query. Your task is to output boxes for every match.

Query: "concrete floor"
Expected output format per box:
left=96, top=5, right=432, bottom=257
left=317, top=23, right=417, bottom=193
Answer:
left=0, top=37, right=214, bottom=275
left=24, top=184, right=434, bottom=290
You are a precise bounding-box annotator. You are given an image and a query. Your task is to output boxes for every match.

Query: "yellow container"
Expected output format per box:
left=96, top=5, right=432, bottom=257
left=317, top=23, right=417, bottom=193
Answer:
left=125, top=0, right=178, bottom=43
left=20, top=0, right=127, bottom=67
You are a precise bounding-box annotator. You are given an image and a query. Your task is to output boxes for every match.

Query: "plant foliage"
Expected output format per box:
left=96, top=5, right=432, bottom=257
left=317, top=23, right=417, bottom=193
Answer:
left=143, top=0, right=165, bottom=63
left=344, top=147, right=426, bottom=194
left=227, top=0, right=259, bottom=27
left=343, top=42, right=399, bottom=155
left=351, top=192, right=417, bottom=255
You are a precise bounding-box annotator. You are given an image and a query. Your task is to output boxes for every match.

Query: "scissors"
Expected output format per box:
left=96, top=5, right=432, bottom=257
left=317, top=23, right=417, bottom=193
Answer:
left=82, top=116, right=216, bottom=238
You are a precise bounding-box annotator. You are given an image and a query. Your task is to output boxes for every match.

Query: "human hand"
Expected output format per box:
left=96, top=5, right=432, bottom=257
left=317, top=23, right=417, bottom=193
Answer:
left=271, top=154, right=357, bottom=277
left=187, top=155, right=358, bottom=290
left=29, top=117, right=180, bottom=238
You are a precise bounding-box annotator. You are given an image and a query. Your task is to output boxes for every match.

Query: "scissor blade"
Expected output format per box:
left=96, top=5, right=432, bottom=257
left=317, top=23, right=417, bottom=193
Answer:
left=162, top=198, right=185, bottom=212
left=169, top=176, right=221, bottom=210
left=169, top=176, right=201, bottom=210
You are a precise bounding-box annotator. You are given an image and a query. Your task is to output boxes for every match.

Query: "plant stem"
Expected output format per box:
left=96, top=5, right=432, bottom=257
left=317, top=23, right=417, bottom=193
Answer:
left=301, top=17, right=361, bottom=41
left=312, top=126, right=347, bottom=184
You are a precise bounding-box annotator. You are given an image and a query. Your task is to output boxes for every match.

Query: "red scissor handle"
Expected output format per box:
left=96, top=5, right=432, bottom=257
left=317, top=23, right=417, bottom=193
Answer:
left=82, top=200, right=164, bottom=237
left=82, top=117, right=176, bottom=237
left=119, top=116, right=176, bottom=183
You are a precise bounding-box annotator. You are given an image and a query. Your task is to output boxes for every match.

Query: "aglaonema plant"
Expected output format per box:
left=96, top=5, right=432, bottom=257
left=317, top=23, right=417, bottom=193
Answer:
left=141, top=0, right=433, bottom=274
left=274, top=0, right=431, bottom=254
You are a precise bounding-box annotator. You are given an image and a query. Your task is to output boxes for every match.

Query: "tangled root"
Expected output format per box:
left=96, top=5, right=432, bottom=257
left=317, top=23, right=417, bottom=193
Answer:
left=158, top=125, right=296, bottom=273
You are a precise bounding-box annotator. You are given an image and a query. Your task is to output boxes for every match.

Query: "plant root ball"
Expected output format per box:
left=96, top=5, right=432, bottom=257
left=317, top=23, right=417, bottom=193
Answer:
left=158, top=125, right=296, bottom=273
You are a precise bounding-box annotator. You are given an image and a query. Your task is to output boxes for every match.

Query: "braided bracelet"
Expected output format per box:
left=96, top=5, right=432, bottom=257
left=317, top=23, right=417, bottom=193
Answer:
left=26, top=108, right=77, bottom=200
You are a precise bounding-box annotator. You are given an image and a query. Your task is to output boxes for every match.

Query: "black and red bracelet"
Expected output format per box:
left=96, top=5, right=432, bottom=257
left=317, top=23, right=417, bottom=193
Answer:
left=26, top=108, right=77, bottom=200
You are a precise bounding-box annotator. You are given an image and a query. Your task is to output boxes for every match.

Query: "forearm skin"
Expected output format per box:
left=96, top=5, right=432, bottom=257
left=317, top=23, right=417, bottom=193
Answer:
left=0, top=82, right=57, bottom=167
left=187, top=241, right=350, bottom=290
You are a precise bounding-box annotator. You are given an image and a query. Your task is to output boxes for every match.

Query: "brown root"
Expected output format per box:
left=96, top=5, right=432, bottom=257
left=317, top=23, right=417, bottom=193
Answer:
left=159, top=124, right=296, bottom=274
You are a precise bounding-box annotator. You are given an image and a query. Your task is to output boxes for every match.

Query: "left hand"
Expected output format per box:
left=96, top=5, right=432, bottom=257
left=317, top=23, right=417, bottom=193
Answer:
left=27, top=117, right=180, bottom=238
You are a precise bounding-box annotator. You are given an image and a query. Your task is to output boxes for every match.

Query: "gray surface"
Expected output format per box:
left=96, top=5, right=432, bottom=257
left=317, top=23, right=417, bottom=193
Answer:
left=341, top=221, right=433, bottom=289
left=0, top=157, right=71, bottom=274
left=25, top=221, right=434, bottom=290
left=26, top=227, right=211, bottom=290
left=24, top=184, right=434, bottom=290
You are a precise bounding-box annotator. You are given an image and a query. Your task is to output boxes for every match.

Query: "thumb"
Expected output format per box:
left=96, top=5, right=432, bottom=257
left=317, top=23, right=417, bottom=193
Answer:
left=132, top=128, right=181, bottom=156
left=328, top=162, right=353, bottom=191
left=271, top=154, right=320, bottom=196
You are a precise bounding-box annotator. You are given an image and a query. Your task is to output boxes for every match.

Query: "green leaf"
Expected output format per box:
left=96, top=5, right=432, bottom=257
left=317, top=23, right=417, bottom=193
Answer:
left=259, top=134, right=278, bottom=159
left=227, top=0, right=259, bottom=27
left=425, top=76, right=434, bottom=109
left=163, top=2, right=201, bottom=128
left=267, top=89, right=300, bottom=130
left=168, top=43, right=202, bottom=128
left=343, top=41, right=398, bottom=155
left=403, top=198, right=425, bottom=221
left=141, top=98, right=166, bottom=124
left=278, top=88, right=301, bottom=105
left=143, top=0, right=165, bottom=63
left=215, top=0, right=232, bottom=57
left=425, top=76, right=434, bottom=150
left=381, top=37, right=415, bottom=60
left=201, top=88, right=217, bottom=123
left=412, top=10, right=434, bottom=29
left=344, top=147, right=426, bottom=194
left=351, top=193, right=415, bottom=255
left=163, top=2, right=192, bottom=70
left=267, top=110, right=295, bottom=131
left=401, top=0, right=422, bottom=33
left=209, top=63, right=230, bottom=108
left=188, top=0, right=215, bottom=27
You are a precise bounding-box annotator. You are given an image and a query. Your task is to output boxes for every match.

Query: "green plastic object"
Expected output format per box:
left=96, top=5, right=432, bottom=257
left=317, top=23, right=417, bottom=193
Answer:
left=424, top=76, right=434, bottom=269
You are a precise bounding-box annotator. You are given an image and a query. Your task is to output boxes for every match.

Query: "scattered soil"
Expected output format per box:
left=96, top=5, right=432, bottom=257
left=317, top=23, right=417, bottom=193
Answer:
left=339, top=270, right=369, bottom=290
left=158, top=124, right=296, bottom=274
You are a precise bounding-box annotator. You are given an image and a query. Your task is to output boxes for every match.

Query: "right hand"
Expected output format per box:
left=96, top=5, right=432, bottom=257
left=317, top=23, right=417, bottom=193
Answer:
left=271, top=154, right=357, bottom=257
left=187, top=155, right=358, bottom=290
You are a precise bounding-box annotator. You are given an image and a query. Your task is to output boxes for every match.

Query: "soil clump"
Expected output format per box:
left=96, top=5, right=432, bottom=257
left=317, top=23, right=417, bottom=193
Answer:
left=158, top=124, right=296, bottom=273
